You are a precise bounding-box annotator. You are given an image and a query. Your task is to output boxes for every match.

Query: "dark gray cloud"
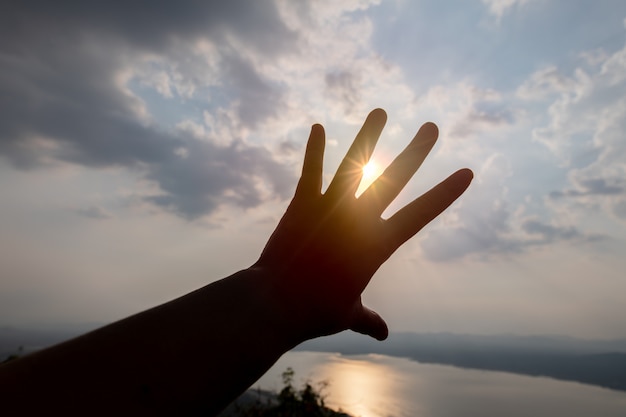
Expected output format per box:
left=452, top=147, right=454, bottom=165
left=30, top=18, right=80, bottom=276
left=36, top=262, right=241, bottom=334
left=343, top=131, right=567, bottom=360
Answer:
left=613, top=200, right=626, bottom=221
left=222, top=54, right=287, bottom=128
left=521, top=218, right=605, bottom=247
left=450, top=107, right=513, bottom=138
left=422, top=213, right=601, bottom=262
left=0, top=1, right=297, bottom=219
left=145, top=139, right=293, bottom=219
left=550, top=177, right=625, bottom=198
left=74, top=206, right=112, bottom=220
left=421, top=200, right=521, bottom=262
left=325, top=70, right=361, bottom=113
left=0, top=1, right=294, bottom=56
left=419, top=154, right=601, bottom=262
left=521, top=219, right=580, bottom=241
left=0, top=31, right=159, bottom=168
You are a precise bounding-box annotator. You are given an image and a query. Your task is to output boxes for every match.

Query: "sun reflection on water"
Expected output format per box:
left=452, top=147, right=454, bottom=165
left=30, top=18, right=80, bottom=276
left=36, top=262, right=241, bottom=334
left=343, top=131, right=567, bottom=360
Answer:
left=255, top=351, right=409, bottom=417
left=309, top=354, right=409, bottom=417
left=256, top=350, right=626, bottom=417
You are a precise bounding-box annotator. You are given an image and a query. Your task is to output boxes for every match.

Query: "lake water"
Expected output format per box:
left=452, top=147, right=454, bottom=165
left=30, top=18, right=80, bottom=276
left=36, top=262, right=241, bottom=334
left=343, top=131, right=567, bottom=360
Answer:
left=254, top=351, right=626, bottom=417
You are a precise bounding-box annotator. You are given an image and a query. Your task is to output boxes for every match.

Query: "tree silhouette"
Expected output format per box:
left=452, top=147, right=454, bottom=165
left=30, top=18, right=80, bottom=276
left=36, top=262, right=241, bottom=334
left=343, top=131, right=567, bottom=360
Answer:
left=227, top=368, right=351, bottom=417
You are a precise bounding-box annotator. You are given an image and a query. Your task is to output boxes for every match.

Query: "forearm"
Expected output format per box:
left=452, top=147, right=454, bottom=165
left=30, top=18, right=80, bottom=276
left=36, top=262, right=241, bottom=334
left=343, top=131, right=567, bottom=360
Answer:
left=0, top=268, right=299, bottom=415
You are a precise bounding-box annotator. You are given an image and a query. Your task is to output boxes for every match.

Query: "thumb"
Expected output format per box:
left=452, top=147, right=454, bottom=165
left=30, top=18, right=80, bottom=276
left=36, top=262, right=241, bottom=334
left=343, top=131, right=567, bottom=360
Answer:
left=349, top=304, right=389, bottom=341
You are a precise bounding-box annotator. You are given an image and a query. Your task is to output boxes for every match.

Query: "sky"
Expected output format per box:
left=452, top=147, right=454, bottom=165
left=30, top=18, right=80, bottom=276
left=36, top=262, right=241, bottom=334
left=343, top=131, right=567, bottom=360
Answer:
left=1, top=0, right=625, bottom=339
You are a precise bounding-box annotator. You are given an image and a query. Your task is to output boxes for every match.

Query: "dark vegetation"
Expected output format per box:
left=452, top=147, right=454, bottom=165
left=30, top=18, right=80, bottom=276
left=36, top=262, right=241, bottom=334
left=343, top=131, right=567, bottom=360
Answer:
left=219, top=368, right=351, bottom=417
left=0, top=345, right=23, bottom=364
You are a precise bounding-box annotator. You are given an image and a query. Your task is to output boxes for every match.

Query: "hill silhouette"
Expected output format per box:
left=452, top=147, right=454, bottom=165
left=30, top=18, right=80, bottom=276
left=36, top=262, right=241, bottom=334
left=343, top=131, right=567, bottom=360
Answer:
left=3, top=326, right=625, bottom=392
left=297, top=332, right=626, bottom=391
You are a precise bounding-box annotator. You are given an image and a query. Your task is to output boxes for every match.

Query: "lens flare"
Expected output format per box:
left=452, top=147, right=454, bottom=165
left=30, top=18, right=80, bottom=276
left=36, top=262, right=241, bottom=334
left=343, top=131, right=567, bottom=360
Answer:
left=362, top=161, right=379, bottom=182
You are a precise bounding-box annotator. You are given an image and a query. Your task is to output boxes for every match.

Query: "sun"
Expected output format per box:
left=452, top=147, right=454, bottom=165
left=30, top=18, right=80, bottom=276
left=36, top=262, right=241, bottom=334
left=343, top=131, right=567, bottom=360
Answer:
left=357, top=160, right=383, bottom=196
left=362, top=160, right=379, bottom=182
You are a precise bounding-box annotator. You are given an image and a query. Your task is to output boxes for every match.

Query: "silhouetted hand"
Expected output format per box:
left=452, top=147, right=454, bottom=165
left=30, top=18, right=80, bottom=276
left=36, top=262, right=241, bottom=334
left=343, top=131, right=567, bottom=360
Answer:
left=0, top=108, right=473, bottom=415
left=255, top=109, right=473, bottom=342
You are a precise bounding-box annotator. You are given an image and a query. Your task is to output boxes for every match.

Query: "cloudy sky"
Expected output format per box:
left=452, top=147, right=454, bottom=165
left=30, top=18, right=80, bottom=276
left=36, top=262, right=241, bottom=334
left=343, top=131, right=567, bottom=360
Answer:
left=1, top=0, right=625, bottom=339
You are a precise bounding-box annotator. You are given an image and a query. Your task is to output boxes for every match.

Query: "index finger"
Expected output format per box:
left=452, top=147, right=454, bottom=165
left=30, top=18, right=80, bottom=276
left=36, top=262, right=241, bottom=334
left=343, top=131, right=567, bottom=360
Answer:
left=324, top=108, right=387, bottom=200
left=295, top=124, right=326, bottom=198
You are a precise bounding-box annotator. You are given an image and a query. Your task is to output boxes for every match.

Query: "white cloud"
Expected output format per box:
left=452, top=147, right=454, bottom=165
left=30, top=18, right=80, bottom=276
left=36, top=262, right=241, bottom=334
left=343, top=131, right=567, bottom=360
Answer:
left=481, top=0, right=534, bottom=22
left=516, top=66, right=581, bottom=101
left=268, top=0, right=414, bottom=125
left=412, top=82, right=515, bottom=142
left=524, top=39, right=626, bottom=224
left=420, top=153, right=516, bottom=261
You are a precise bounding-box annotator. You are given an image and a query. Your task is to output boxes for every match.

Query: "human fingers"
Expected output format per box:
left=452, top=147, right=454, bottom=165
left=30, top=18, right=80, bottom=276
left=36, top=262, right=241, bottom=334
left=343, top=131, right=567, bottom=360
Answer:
left=325, top=109, right=387, bottom=200
left=295, top=124, right=325, bottom=198
left=385, top=168, right=473, bottom=250
left=358, top=122, right=438, bottom=216
left=349, top=303, right=389, bottom=341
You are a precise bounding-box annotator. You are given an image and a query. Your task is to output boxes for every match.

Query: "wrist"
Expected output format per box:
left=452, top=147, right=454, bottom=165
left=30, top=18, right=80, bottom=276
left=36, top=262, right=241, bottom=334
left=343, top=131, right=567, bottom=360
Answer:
left=205, top=267, right=308, bottom=352
left=242, top=266, right=311, bottom=348
left=245, top=264, right=353, bottom=345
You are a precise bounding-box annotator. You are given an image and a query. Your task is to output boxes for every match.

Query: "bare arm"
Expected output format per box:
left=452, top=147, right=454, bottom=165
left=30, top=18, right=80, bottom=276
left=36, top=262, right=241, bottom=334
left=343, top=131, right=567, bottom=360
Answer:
left=0, top=109, right=472, bottom=415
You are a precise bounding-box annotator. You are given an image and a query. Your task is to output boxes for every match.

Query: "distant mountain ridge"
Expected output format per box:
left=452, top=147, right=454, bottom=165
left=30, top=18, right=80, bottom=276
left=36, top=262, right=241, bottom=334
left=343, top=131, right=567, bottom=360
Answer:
left=296, top=332, right=626, bottom=392
left=2, top=326, right=626, bottom=391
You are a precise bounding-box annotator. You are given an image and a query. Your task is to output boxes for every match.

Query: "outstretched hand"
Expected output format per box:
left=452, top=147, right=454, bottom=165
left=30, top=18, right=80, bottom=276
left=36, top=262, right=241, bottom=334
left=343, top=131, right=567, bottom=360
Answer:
left=254, top=109, right=473, bottom=342
left=0, top=108, right=473, bottom=415
left=0, top=108, right=472, bottom=415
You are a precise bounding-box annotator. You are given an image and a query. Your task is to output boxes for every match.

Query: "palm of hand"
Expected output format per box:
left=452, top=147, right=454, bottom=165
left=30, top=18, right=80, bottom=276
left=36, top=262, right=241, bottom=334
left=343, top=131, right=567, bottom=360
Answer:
left=255, top=109, right=472, bottom=341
